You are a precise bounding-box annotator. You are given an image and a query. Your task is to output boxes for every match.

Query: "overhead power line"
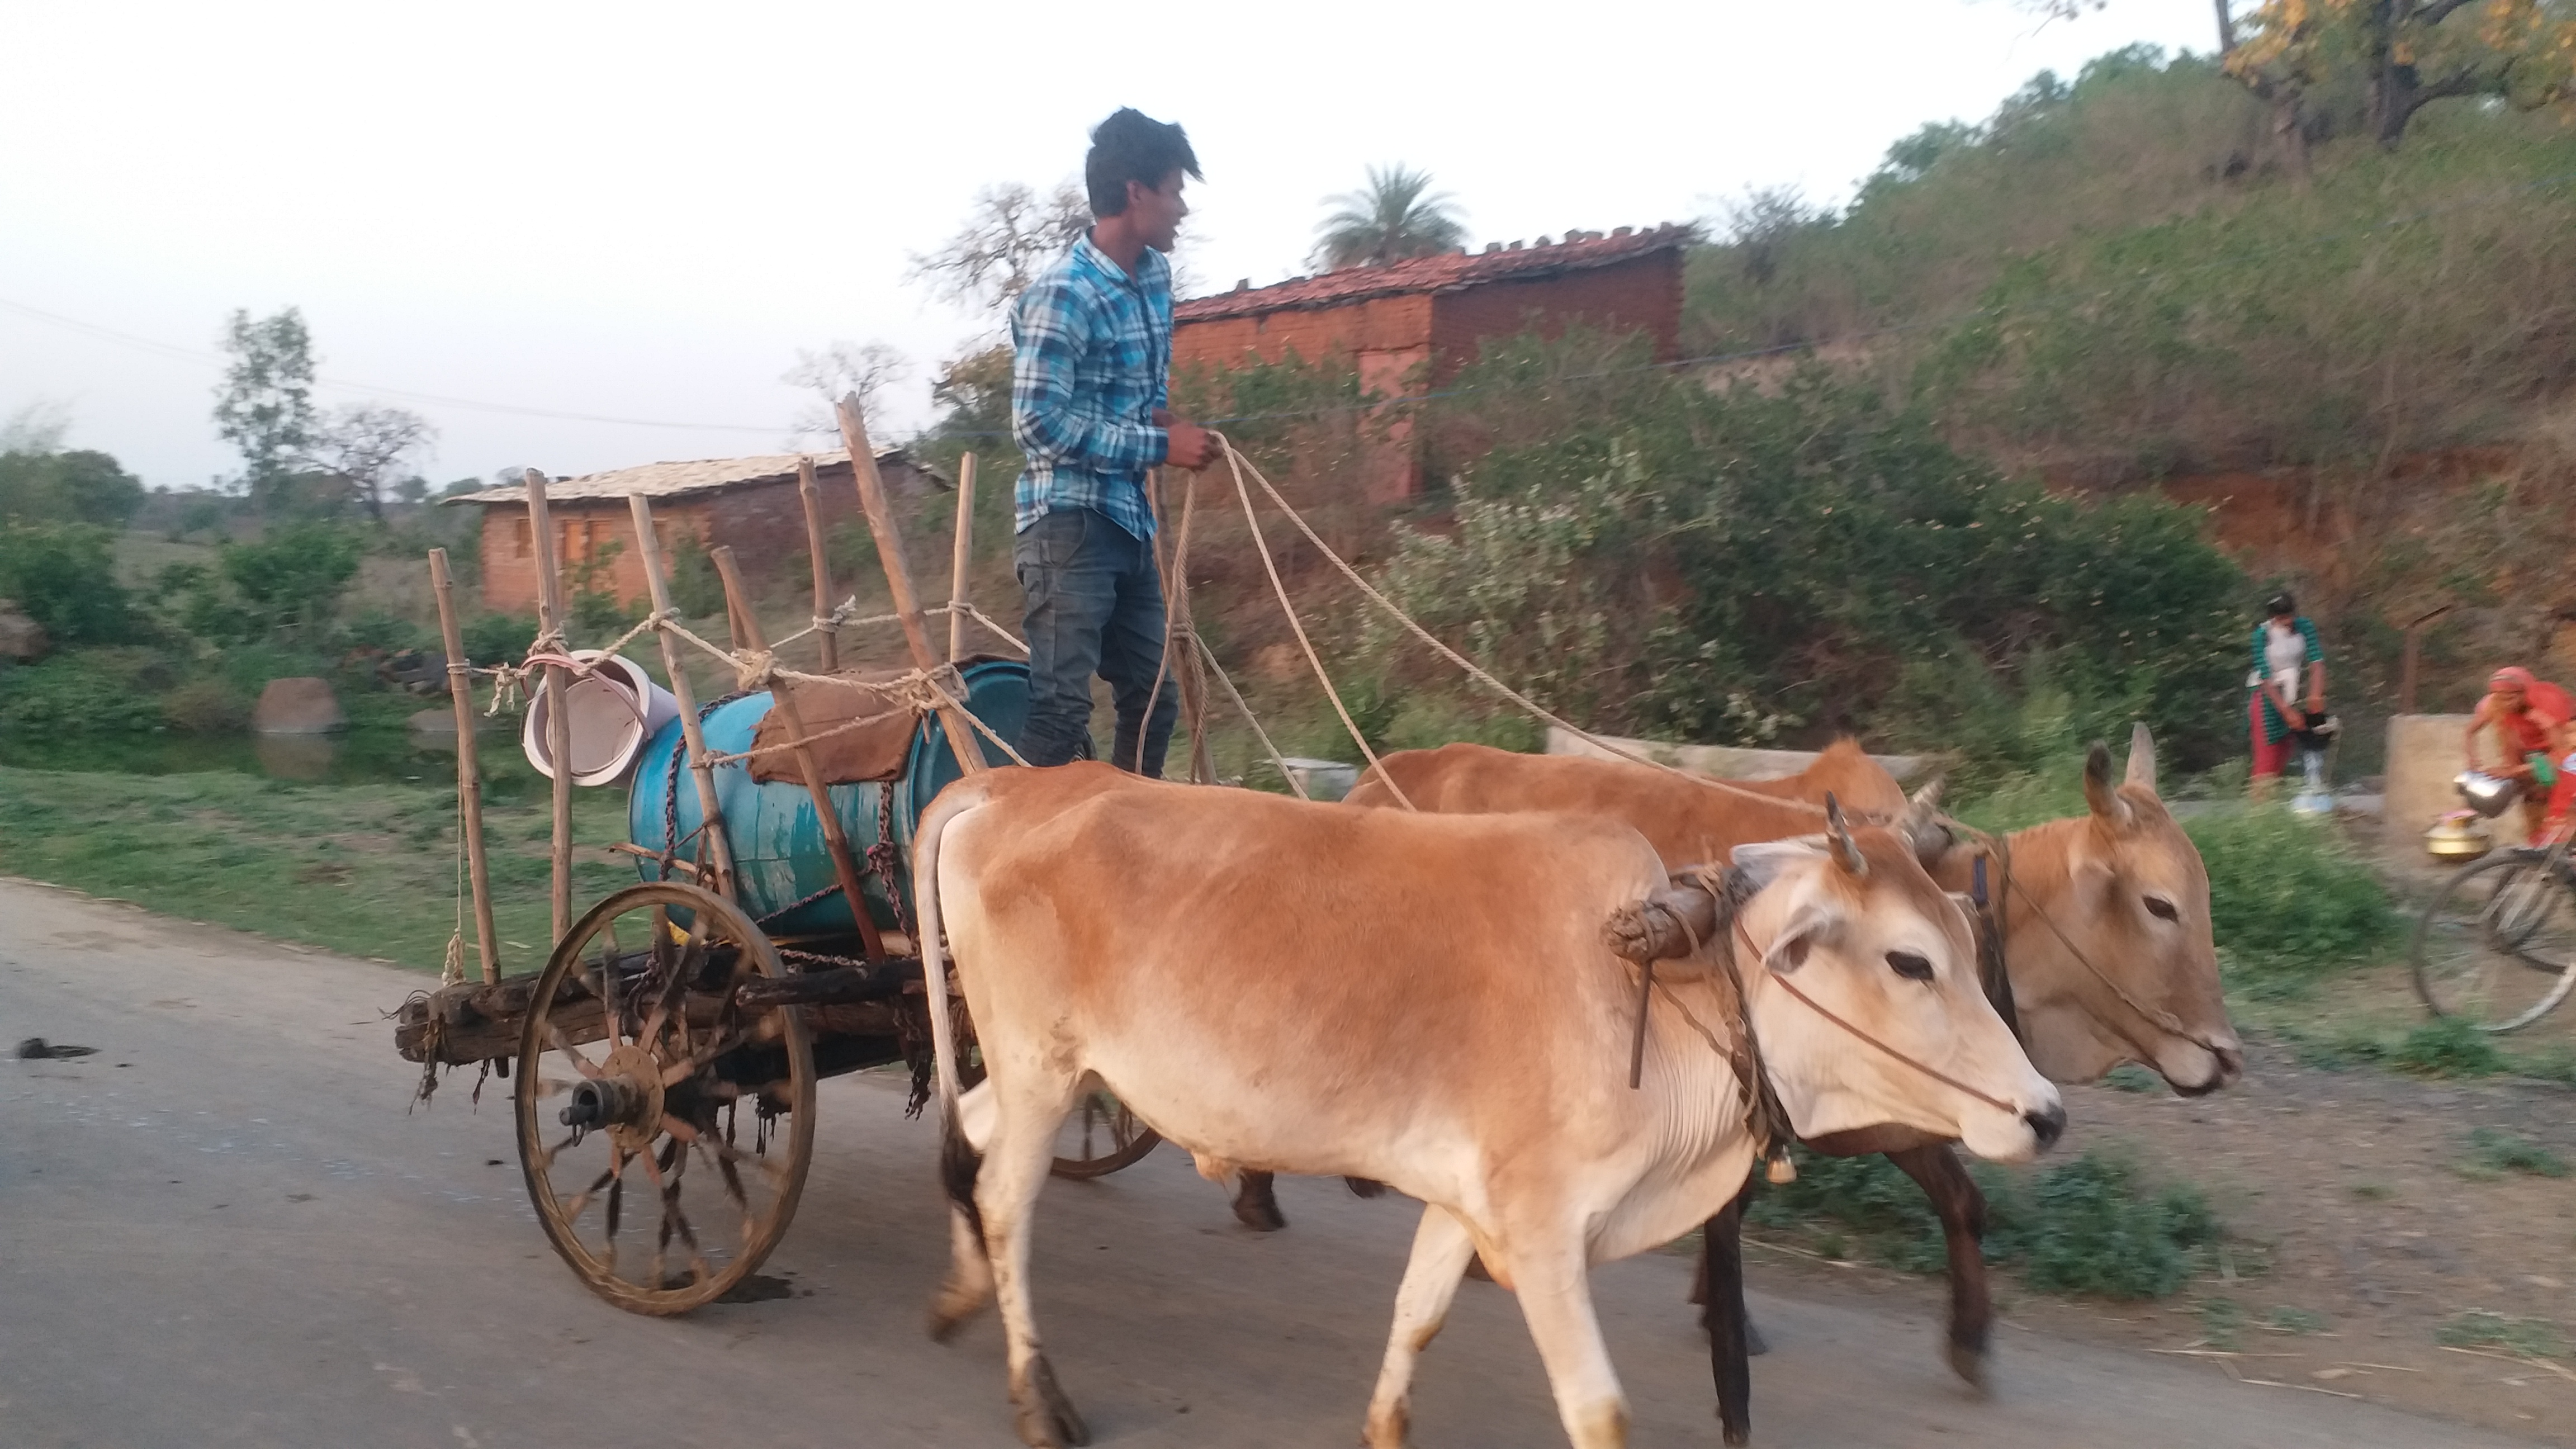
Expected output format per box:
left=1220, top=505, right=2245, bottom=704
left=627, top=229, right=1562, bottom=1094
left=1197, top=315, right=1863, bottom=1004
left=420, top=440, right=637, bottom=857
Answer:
left=0, top=296, right=793, bottom=434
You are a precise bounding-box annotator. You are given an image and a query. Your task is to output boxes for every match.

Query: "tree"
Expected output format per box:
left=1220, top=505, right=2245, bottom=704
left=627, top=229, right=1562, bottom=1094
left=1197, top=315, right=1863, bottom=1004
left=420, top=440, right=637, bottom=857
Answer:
left=907, top=182, right=1091, bottom=316
left=310, top=404, right=435, bottom=523
left=1311, top=165, right=1467, bottom=271
left=2227, top=0, right=2576, bottom=148
left=212, top=307, right=318, bottom=509
left=783, top=340, right=910, bottom=443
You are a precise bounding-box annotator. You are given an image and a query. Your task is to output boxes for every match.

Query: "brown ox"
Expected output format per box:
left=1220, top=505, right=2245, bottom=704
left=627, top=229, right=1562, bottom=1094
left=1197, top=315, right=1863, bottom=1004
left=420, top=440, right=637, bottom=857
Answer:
left=1344, top=726, right=2241, bottom=1439
left=915, top=763, right=2061, bottom=1449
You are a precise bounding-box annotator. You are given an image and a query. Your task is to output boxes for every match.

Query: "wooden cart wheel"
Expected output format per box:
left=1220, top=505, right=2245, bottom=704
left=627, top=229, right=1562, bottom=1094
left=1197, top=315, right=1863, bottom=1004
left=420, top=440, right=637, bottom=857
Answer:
left=515, top=881, right=816, bottom=1315
left=1049, top=1088, right=1162, bottom=1180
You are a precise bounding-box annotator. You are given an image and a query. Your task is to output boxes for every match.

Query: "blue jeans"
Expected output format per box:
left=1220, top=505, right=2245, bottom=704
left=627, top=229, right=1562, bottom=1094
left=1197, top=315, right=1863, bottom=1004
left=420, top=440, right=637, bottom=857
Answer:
left=1014, top=506, right=1177, bottom=775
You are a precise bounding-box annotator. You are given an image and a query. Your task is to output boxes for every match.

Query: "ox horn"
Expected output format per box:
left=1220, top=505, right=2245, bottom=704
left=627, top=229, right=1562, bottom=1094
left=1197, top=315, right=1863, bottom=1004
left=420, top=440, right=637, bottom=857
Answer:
left=2125, top=721, right=2159, bottom=795
left=2083, top=740, right=2135, bottom=830
left=1825, top=791, right=1867, bottom=877
left=1899, top=778, right=1952, bottom=866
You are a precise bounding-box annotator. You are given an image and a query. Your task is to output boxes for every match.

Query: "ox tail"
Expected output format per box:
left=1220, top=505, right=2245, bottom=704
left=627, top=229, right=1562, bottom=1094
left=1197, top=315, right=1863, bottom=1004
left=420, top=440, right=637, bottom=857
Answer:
left=913, top=774, right=996, bottom=1238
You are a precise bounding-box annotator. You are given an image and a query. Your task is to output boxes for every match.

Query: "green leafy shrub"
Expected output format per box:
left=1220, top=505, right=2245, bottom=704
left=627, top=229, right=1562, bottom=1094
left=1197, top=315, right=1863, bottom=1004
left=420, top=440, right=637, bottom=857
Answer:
left=2461, top=1128, right=2569, bottom=1180
left=1997, top=1150, right=2217, bottom=1299
left=0, top=649, right=172, bottom=735
left=2184, top=804, right=2397, bottom=996
left=221, top=522, right=362, bottom=641
left=0, top=447, right=145, bottom=528
left=160, top=678, right=249, bottom=735
left=460, top=612, right=539, bottom=667
left=1748, top=1144, right=2220, bottom=1299
left=2389, top=1016, right=2508, bottom=1078
left=1369, top=357, right=2244, bottom=774
left=0, top=523, right=135, bottom=646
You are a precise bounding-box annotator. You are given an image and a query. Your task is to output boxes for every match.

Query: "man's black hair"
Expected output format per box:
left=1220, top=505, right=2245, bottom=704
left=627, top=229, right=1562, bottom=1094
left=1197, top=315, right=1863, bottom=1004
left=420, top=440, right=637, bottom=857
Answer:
left=2266, top=592, right=2296, bottom=617
left=1086, top=108, right=1201, bottom=218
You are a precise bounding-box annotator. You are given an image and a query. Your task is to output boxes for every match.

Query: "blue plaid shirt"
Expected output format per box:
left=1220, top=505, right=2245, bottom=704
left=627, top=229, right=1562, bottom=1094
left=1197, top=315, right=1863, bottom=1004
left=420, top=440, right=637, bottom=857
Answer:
left=1010, top=233, right=1169, bottom=539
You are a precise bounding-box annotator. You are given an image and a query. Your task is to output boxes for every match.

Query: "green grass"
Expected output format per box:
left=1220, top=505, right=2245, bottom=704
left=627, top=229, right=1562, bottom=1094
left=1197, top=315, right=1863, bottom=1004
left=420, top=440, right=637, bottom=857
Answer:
left=2459, top=1129, right=2570, bottom=1181
left=1748, top=1144, right=2222, bottom=1301
left=2103, top=1064, right=2165, bottom=1094
left=0, top=763, right=628, bottom=970
left=2436, top=1311, right=2566, bottom=1360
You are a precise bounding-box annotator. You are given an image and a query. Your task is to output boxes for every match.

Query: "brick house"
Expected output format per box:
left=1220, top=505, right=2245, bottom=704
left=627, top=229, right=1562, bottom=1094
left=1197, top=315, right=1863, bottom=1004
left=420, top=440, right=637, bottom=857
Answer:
left=449, top=450, right=943, bottom=614
left=1171, top=224, right=1689, bottom=499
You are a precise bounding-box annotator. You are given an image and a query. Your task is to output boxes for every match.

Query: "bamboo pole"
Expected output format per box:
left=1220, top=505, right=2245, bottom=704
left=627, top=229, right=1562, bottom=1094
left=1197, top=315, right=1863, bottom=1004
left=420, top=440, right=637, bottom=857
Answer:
left=946, top=452, right=977, bottom=662
left=628, top=495, right=738, bottom=899
left=834, top=394, right=989, bottom=774
left=428, top=549, right=502, bottom=983
left=796, top=457, right=841, bottom=675
left=522, top=468, right=576, bottom=943
left=708, top=546, right=886, bottom=960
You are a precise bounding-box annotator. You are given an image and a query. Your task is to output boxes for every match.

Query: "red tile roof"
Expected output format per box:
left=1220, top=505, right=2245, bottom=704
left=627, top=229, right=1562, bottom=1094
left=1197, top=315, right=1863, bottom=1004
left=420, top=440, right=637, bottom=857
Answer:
left=1175, top=223, right=1693, bottom=323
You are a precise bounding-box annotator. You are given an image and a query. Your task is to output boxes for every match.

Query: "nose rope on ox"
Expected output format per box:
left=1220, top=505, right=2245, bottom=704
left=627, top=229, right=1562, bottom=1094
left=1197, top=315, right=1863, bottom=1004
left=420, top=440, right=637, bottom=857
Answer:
left=1935, top=812, right=2234, bottom=1063
left=1728, top=918, right=2024, bottom=1119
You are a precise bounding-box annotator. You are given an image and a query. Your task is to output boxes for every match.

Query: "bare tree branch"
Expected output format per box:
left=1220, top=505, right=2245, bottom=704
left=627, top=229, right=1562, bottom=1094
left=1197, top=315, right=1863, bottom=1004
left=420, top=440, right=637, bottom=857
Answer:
left=906, top=182, right=1091, bottom=316
left=784, top=341, right=910, bottom=445
left=310, top=404, right=434, bottom=523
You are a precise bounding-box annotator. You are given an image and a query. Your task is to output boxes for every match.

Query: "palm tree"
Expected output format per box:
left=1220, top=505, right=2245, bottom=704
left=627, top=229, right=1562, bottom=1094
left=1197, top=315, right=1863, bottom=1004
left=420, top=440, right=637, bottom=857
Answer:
left=1311, top=165, right=1467, bottom=271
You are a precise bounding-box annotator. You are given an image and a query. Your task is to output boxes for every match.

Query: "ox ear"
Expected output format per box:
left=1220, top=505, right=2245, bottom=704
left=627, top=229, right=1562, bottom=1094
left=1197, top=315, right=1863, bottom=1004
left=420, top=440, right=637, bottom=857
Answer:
left=2083, top=741, right=2135, bottom=831
left=2125, top=722, right=2159, bottom=795
left=1732, top=838, right=1827, bottom=897
left=1758, top=902, right=1838, bottom=976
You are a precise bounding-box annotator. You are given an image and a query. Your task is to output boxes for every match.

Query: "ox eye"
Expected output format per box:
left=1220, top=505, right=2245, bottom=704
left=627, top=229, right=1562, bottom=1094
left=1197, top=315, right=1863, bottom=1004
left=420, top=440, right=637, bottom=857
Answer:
left=1886, top=950, right=1935, bottom=982
left=2144, top=896, right=2180, bottom=922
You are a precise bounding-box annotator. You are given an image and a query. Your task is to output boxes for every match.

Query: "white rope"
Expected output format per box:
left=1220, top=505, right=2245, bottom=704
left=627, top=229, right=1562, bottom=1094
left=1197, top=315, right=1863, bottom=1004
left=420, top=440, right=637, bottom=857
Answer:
left=1194, top=632, right=1309, bottom=799
left=1213, top=435, right=1415, bottom=812
left=1210, top=437, right=1830, bottom=817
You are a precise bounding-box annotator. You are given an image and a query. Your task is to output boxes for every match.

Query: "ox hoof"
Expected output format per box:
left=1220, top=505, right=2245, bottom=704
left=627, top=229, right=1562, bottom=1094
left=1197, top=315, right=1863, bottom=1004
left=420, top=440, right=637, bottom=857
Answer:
left=1013, top=1356, right=1090, bottom=1448
left=1720, top=1418, right=1751, bottom=1448
left=1945, top=1338, right=1990, bottom=1393
left=1745, top=1317, right=1770, bottom=1357
left=1361, top=1401, right=1409, bottom=1448
left=1232, top=1174, right=1287, bottom=1233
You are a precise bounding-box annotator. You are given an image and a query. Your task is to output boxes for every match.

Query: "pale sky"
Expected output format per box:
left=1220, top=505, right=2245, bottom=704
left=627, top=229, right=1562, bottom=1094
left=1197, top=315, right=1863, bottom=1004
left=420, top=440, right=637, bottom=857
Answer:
left=0, top=0, right=2223, bottom=492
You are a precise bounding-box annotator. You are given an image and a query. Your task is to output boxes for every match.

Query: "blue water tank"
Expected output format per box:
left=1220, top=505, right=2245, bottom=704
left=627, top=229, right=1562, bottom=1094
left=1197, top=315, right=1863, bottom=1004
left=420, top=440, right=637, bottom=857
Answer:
left=626, top=660, right=1029, bottom=937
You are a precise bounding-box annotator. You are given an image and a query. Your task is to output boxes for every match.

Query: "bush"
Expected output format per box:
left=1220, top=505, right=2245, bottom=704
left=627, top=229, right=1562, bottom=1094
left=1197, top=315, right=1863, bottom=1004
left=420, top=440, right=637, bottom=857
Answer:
left=160, top=677, right=249, bottom=735
left=0, top=649, right=172, bottom=736
left=2183, top=804, right=2398, bottom=996
left=459, top=612, right=538, bottom=667
left=1370, top=357, right=2245, bottom=773
left=2389, top=1017, right=2508, bottom=1078
left=0, top=523, right=134, bottom=646
left=1747, top=1144, right=2221, bottom=1299
left=0, top=447, right=146, bottom=528
left=220, top=522, right=363, bottom=642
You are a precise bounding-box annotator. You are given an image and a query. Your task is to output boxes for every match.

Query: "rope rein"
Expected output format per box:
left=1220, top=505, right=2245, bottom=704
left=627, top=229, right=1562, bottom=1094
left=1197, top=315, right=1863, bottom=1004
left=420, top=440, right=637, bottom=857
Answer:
left=1209, top=435, right=1846, bottom=819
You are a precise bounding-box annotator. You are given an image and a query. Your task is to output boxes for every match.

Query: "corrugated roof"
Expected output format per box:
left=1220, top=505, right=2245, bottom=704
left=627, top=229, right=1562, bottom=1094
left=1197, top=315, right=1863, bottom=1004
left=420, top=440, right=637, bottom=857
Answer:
left=447, top=449, right=921, bottom=506
left=1174, top=224, right=1691, bottom=324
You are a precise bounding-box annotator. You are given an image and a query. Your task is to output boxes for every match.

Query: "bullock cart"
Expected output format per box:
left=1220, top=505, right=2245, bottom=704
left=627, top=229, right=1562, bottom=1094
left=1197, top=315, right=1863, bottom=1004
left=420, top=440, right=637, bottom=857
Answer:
left=391, top=404, right=1161, bottom=1315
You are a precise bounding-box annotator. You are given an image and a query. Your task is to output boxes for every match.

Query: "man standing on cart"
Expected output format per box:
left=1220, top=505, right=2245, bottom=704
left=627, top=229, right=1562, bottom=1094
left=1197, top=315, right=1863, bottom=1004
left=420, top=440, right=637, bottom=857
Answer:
left=1009, top=107, right=1220, bottom=776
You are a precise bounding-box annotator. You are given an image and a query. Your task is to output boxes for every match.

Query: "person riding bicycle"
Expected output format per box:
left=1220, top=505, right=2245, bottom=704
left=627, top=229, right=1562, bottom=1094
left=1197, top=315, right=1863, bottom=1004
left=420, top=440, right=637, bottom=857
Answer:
left=2465, top=665, right=2576, bottom=844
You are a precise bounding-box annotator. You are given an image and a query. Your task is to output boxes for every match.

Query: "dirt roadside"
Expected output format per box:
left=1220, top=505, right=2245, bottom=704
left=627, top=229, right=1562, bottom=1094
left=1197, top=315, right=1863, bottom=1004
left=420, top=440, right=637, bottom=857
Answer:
left=1746, top=1002, right=2576, bottom=1446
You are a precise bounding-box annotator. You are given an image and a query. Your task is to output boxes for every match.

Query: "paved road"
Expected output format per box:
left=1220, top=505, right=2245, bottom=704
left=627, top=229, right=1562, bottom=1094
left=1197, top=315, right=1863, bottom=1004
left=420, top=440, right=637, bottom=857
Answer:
left=0, top=878, right=2539, bottom=1448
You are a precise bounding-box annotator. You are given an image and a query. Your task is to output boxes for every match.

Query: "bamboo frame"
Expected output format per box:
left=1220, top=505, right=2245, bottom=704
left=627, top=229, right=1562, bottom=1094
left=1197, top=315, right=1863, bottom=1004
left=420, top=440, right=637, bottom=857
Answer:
left=946, top=453, right=977, bottom=662
left=522, top=467, right=576, bottom=942
left=428, top=548, right=501, bottom=982
left=708, top=546, right=886, bottom=961
left=795, top=457, right=841, bottom=675
left=628, top=495, right=738, bottom=899
left=834, top=394, right=987, bottom=774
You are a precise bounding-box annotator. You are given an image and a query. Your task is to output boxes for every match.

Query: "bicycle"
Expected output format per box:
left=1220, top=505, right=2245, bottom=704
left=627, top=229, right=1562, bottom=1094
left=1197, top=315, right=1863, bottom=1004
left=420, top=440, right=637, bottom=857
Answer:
left=2411, top=773, right=2576, bottom=1032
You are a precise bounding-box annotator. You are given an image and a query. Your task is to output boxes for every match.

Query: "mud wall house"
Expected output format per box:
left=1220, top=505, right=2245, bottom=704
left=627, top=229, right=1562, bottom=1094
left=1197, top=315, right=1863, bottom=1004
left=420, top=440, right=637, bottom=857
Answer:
left=1170, top=224, right=1688, bottom=501
left=449, top=451, right=944, bottom=615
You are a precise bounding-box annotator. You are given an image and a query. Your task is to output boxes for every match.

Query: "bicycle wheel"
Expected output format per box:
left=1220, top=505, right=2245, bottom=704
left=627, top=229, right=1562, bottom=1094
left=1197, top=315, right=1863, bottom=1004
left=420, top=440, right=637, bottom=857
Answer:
left=2412, top=849, right=2576, bottom=1032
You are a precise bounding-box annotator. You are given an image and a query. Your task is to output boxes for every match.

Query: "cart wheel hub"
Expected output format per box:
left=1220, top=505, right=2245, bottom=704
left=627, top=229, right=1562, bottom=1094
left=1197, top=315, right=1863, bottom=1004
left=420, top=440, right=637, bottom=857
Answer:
left=557, top=1043, right=667, bottom=1153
